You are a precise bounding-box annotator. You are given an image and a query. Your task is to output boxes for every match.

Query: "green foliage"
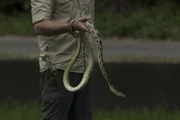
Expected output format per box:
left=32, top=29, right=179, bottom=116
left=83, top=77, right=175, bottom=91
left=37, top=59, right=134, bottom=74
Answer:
left=95, top=1, right=180, bottom=40
left=0, top=14, right=34, bottom=36
left=1, top=1, right=180, bottom=41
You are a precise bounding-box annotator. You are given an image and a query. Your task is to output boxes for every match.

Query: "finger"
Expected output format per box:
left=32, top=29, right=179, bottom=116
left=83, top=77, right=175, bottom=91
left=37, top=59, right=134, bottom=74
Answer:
left=79, top=16, right=90, bottom=22
left=80, top=24, right=89, bottom=32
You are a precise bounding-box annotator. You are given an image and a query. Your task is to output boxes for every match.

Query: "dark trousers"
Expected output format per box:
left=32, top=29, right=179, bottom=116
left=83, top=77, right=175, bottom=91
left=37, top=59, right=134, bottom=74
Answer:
left=39, top=69, right=93, bottom=120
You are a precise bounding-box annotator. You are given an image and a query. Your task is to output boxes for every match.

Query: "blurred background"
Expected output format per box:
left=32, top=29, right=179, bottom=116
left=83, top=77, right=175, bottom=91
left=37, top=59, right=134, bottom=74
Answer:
left=1, top=0, right=180, bottom=120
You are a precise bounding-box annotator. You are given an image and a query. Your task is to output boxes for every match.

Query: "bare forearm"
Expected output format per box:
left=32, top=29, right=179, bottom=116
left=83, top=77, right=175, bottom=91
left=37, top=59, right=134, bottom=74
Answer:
left=33, top=20, right=68, bottom=36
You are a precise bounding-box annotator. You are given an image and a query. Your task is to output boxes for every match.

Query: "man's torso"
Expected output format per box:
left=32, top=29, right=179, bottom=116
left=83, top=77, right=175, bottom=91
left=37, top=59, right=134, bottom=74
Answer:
left=31, top=0, right=95, bottom=73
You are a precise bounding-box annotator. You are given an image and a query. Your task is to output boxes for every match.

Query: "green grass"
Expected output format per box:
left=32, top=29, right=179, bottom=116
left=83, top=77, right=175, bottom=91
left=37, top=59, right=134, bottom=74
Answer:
left=0, top=103, right=41, bottom=120
left=103, top=56, right=180, bottom=63
left=1, top=52, right=180, bottom=63
left=0, top=53, right=38, bottom=60
left=1, top=103, right=180, bottom=120
left=94, top=107, right=180, bottom=120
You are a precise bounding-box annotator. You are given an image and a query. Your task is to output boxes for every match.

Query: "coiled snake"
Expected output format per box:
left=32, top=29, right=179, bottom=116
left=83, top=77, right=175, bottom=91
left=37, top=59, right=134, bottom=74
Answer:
left=63, top=20, right=126, bottom=97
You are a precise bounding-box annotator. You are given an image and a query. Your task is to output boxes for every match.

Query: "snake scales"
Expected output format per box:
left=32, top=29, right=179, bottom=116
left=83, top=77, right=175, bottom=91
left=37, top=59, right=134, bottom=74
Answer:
left=63, top=20, right=126, bottom=97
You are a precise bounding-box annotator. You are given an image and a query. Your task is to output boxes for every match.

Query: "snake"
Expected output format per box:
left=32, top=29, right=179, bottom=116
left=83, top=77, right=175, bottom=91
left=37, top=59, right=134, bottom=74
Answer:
left=63, top=20, right=126, bottom=97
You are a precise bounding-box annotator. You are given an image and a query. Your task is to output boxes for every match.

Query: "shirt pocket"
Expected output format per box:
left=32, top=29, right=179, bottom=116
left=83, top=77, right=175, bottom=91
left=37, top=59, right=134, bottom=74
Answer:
left=56, top=0, right=73, bottom=12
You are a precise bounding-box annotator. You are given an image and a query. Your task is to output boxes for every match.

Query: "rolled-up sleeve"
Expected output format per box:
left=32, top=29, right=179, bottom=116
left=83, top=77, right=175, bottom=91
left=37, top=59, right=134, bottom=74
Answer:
left=31, top=0, right=54, bottom=24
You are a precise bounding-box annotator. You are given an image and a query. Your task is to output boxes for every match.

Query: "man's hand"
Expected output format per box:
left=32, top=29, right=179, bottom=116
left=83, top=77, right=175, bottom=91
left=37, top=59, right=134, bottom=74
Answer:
left=72, top=17, right=90, bottom=32
left=33, top=16, right=90, bottom=36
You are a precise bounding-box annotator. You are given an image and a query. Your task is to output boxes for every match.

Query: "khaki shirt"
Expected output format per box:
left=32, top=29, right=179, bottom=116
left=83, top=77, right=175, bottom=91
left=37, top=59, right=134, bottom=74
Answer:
left=31, top=0, right=95, bottom=73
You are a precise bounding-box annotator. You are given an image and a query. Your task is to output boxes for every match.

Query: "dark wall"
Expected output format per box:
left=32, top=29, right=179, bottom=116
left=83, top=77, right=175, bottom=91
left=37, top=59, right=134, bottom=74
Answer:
left=93, top=62, right=180, bottom=110
left=0, top=60, right=180, bottom=110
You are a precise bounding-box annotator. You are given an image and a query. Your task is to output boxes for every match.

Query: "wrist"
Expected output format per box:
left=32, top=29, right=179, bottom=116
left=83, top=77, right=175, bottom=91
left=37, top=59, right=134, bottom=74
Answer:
left=67, top=19, right=79, bottom=38
left=71, top=21, right=76, bottom=31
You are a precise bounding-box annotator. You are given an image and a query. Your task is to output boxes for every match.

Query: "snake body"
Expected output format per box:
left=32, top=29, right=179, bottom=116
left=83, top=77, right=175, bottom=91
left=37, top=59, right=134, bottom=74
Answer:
left=63, top=21, right=126, bottom=97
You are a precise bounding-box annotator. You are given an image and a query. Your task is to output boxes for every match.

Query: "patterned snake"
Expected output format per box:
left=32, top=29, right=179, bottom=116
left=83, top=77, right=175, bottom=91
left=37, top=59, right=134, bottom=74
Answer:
left=63, top=20, right=126, bottom=97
